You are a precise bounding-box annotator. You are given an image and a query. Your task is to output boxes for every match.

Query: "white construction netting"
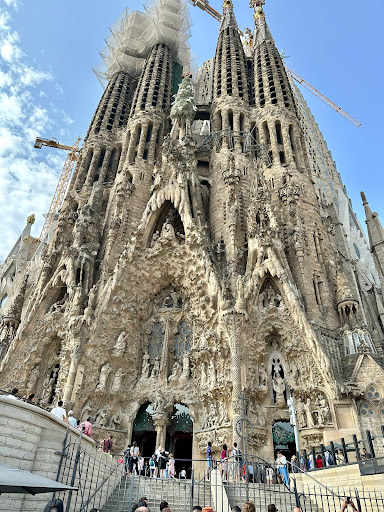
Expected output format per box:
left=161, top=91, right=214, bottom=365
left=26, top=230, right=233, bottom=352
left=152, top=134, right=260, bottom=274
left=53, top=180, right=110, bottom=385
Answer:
left=94, top=0, right=192, bottom=87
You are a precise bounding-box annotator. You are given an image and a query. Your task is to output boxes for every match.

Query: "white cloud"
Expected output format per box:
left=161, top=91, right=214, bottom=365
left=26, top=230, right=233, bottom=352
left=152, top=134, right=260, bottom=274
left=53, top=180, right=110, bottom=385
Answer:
left=0, top=31, right=22, bottom=62
left=3, top=0, right=20, bottom=7
left=0, top=3, right=72, bottom=260
left=20, top=66, right=52, bottom=87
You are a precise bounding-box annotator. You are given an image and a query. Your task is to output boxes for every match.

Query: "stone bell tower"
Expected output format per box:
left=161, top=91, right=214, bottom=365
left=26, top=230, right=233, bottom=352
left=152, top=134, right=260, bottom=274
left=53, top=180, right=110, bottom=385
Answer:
left=1, top=0, right=384, bottom=461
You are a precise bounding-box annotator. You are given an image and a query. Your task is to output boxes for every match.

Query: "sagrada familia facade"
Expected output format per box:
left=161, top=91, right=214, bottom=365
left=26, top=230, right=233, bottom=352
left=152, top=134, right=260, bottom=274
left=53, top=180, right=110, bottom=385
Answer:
left=1, top=0, right=384, bottom=460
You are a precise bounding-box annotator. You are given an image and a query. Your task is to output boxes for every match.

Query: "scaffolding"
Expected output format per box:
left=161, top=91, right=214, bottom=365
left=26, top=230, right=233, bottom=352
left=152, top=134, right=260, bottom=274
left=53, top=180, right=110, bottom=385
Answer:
left=94, top=0, right=192, bottom=87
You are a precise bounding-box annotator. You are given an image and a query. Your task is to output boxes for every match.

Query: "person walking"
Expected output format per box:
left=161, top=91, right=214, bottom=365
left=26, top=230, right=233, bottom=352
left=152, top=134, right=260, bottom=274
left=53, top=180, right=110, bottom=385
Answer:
left=275, top=451, right=289, bottom=486
left=221, top=444, right=228, bottom=482
left=51, top=400, right=68, bottom=423
left=67, top=410, right=77, bottom=428
left=103, top=435, right=113, bottom=453
left=168, top=453, right=175, bottom=478
left=206, top=441, right=213, bottom=480
left=130, top=441, right=140, bottom=475
left=231, top=442, right=242, bottom=482
left=78, top=416, right=93, bottom=437
left=158, top=447, right=168, bottom=478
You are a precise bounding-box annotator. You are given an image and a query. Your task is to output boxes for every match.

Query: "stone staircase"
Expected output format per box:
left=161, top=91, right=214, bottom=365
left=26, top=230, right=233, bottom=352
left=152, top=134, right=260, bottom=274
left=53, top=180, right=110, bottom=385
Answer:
left=102, top=476, right=212, bottom=512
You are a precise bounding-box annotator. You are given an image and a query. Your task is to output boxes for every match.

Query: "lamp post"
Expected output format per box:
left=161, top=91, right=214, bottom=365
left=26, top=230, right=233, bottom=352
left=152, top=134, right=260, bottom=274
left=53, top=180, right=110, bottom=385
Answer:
left=287, top=388, right=300, bottom=457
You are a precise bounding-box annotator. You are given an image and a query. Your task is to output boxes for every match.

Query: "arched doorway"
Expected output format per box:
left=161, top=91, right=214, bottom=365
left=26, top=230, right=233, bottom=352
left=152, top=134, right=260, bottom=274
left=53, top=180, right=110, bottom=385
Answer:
left=166, top=403, right=193, bottom=476
left=272, top=420, right=296, bottom=460
left=132, top=403, right=156, bottom=458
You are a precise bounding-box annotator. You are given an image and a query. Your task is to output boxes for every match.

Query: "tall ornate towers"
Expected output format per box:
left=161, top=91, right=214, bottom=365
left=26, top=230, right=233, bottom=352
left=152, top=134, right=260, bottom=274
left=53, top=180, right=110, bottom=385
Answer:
left=1, top=0, right=384, bottom=462
left=210, top=0, right=251, bottom=278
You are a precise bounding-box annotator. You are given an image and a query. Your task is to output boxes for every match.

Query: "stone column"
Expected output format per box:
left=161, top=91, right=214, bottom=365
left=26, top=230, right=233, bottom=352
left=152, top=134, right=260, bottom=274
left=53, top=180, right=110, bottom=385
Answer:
left=153, top=412, right=168, bottom=449
left=85, top=147, right=102, bottom=186
left=159, top=317, right=171, bottom=381
left=62, top=342, right=82, bottom=408
left=224, top=312, right=243, bottom=447
left=99, top=146, right=112, bottom=183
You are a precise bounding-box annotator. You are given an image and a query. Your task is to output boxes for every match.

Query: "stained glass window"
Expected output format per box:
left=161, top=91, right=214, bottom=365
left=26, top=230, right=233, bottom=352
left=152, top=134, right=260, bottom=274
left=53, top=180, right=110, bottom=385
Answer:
left=148, top=321, right=164, bottom=361
left=174, top=320, right=191, bottom=358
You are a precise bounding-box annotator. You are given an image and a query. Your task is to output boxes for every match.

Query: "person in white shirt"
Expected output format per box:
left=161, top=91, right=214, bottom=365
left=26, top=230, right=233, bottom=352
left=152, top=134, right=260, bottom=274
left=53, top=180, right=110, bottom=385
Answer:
left=275, top=451, right=289, bottom=486
left=51, top=400, right=68, bottom=423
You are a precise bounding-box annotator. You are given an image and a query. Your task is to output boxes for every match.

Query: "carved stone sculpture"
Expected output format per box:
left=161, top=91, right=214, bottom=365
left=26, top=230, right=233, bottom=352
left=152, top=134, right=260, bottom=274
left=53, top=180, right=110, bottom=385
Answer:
left=95, top=406, right=108, bottom=427
left=303, top=397, right=315, bottom=428
left=112, top=332, right=127, bottom=357
left=258, top=362, right=268, bottom=387
left=96, top=363, right=112, bottom=391
left=272, top=373, right=286, bottom=407
left=141, top=353, right=150, bottom=379
left=111, top=368, right=125, bottom=393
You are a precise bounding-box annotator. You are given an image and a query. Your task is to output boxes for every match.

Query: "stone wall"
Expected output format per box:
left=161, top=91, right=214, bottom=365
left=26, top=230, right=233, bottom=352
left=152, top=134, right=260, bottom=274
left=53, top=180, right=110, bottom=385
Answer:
left=0, top=396, right=117, bottom=512
left=294, top=462, right=384, bottom=492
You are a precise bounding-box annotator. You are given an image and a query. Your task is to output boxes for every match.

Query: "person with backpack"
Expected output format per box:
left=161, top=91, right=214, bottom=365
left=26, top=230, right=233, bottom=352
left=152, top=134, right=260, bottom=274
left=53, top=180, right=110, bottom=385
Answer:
left=231, top=442, right=242, bottom=482
left=102, top=435, right=113, bottom=454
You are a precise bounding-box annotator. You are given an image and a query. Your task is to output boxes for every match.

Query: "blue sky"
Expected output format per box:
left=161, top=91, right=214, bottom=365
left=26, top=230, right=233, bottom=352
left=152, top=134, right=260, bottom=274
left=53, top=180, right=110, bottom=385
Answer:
left=0, top=0, right=383, bottom=260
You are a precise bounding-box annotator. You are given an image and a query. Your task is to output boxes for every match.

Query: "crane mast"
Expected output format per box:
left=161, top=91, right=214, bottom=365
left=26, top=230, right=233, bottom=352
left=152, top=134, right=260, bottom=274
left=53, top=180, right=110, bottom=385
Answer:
left=34, top=137, right=81, bottom=243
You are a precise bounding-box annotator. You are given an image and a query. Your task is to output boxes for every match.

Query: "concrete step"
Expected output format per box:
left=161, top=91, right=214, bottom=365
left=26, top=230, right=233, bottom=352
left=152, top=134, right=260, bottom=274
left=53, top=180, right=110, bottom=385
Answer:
left=102, top=476, right=210, bottom=512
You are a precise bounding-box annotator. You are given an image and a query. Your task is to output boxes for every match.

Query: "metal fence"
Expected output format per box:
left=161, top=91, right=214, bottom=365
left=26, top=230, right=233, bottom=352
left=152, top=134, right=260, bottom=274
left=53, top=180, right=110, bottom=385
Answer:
left=53, top=429, right=122, bottom=512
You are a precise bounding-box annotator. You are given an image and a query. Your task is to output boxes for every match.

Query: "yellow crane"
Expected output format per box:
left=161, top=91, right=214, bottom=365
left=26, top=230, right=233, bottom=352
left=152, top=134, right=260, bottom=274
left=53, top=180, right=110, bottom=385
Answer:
left=33, top=136, right=82, bottom=242
left=189, top=0, right=361, bottom=127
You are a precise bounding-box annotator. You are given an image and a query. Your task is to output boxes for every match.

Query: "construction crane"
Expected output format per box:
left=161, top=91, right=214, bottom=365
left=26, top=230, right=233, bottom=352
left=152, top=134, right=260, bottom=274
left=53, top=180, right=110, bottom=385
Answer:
left=284, top=66, right=361, bottom=127
left=189, top=0, right=361, bottom=127
left=33, top=136, right=81, bottom=242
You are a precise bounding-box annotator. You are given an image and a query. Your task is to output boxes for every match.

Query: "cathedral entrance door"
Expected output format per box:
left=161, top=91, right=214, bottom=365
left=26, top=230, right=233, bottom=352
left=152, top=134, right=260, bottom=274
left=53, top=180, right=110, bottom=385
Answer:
left=166, top=403, right=193, bottom=477
left=272, top=420, right=296, bottom=461
left=132, top=402, right=156, bottom=458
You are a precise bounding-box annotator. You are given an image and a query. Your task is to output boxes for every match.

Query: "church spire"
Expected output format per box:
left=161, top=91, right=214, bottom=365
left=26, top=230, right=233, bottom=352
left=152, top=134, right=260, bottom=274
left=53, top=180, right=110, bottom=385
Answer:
left=361, top=191, right=384, bottom=289
left=250, top=0, right=274, bottom=44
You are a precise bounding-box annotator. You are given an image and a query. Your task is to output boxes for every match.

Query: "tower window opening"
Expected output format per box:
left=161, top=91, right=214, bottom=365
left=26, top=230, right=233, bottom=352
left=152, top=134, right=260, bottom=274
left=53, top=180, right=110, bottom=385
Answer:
left=275, top=122, right=283, bottom=144
left=98, top=148, right=106, bottom=168
left=279, top=151, right=285, bottom=164
left=228, top=110, right=234, bottom=131
left=239, top=113, right=244, bottom=133
left=262, top=122, right=271, bottom=146
left=136, top=125, right=142, bottom=146
left=146, top=123, right=153, bottom=143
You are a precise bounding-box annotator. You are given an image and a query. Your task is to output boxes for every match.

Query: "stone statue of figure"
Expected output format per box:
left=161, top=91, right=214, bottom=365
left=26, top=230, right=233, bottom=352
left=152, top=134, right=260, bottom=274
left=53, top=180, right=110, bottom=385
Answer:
left=303, top=397, right=315, bottom=428
left=151, top=358, right=160, bottom=378
left=26, top=365, right=40, bottom=393
left=208, top=359, right=216, bottom=388
left=272, top=372, right=286, bottom=407
left=112, top=332, right=127, bottom=357
left=316, top=394, right=330, bottom=425
left=181, top=352, right=190, bottom=379
left=153, top=395, right=166, bottom=413
left=218, top=402, right=228, bottom=425
left=201, top=362, right=207, bottom=386
left=96, top=363, right=112, bottom=391
left=111, top=368, right=125, bottom=393
left=109, top=411, right=122, bottom=430
left=209, top=403, right=217, bottom=426
left=95, top=407, right=108, bottom=427
left=168, top=361, right=181, bottom=382
left=296, top=397, right=306, bottom=429
left=141, top=353, right=150, bottom=379
left=80, top=402, right=92, bottom=422
left=258, top=362, right=268, bottom=387
left=41, top=375, right=55, bottom=405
